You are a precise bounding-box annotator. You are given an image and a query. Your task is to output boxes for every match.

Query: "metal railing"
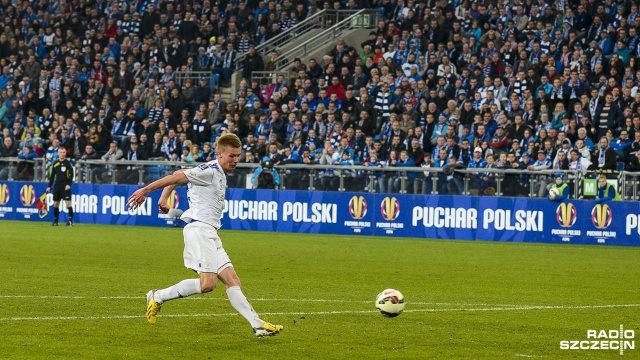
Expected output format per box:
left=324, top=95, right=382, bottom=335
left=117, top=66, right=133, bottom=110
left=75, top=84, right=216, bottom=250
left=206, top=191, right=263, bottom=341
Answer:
left=233, top=9, right=327, bottom=72
left=249, top=71, right=292, bottom=87
left=274, top=9, right=380, bottom=70
left=619, top=172, right=640, bottom=200
left=0, top=157, right=48, bottom=183
left=233, top=10, right=376, bottom=72
left=173, top=71, right=216, bottom=90
left=2, top=158, right=638, bottom=200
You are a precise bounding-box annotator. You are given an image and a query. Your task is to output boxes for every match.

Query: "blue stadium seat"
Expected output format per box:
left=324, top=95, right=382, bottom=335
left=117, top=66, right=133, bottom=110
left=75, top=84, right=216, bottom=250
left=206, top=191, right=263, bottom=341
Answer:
left=147, top=165, right=166, bottom=182
left=617, top=162, right=625, bottom=171
left=212, top=74, right=220, bottom=90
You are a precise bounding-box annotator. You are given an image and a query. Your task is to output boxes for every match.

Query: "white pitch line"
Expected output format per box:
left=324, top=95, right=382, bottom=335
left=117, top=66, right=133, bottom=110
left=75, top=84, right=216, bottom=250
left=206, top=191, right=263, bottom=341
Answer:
left=0, top=295, right=519, bottom=306
left=0, top=295, right=139, bottom=299
left=1, top=304, right=639, bottom=321
left=440, top=304, right=640, bottom=311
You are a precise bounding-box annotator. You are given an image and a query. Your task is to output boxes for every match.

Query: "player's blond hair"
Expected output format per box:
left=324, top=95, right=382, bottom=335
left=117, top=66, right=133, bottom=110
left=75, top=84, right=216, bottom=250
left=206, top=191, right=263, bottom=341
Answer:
left=216, top=133, right=242, bottom=152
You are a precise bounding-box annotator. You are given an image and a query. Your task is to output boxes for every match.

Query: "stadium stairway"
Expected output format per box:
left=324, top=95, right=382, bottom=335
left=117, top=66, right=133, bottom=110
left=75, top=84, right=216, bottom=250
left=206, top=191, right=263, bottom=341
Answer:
left=225, top=27, right=372, bottom=99
left=265, top=29, right=324, bottom=62
left=289, top=28, right=372, bottom=72
left=226, top=29, right=325, bottom=96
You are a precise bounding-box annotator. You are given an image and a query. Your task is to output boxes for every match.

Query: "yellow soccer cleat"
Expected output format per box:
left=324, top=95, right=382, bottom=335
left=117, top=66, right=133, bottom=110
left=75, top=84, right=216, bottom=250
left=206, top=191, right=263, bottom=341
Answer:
left=146, top=290, right=162, bottom=325
left=253, top=322, right=284, bottom=337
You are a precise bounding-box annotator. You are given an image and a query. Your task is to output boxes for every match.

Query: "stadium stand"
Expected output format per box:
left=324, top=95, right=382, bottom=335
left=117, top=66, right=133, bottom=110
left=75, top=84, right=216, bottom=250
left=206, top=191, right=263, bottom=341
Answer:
left=1, top=0, right=640, bottom=198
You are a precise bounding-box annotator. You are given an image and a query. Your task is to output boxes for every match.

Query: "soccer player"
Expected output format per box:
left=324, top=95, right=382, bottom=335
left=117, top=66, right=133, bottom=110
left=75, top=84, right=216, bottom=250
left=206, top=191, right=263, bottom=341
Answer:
left=127, top=134, right=283, bottom=337
left=46, top=148, right=75, bottom=226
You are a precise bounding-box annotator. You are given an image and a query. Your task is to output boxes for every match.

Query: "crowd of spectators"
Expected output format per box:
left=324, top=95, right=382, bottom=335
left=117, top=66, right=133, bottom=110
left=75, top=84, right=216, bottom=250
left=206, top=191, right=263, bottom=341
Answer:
left=1, top=0, right=640, bottom=196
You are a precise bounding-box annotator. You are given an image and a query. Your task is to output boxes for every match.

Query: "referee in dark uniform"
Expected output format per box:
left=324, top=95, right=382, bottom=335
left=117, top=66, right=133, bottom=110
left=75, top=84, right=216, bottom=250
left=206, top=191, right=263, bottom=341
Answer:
left=46, top=148, right=75, bottom=226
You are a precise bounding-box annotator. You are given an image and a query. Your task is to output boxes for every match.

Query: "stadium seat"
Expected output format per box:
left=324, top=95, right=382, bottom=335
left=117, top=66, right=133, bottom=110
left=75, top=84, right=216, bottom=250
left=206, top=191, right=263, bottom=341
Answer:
left=147, top=165, right=167, bottom=182
left=212, top=74, right=220, bottom=91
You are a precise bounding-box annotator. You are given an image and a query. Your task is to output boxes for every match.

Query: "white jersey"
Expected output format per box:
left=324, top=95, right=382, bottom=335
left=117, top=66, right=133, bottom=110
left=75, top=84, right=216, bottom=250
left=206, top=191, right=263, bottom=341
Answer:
left=181, top=160, right=227, bottom=229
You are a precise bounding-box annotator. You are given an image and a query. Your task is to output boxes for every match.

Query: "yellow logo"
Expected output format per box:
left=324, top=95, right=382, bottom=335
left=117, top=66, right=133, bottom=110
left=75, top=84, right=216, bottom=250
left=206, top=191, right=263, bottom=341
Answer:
left=591, top=203, right=613, bottom=229
left=348, top=196, right=367, bottom=220
left=19, top=185, right=36, bottom=207
left=166, top=190, right=180, bottom=209
left=380, top=197, right=400, bottom=221
left=0, top=184, right=9, bottom=205
left=556, top=203, right=577, bottom=228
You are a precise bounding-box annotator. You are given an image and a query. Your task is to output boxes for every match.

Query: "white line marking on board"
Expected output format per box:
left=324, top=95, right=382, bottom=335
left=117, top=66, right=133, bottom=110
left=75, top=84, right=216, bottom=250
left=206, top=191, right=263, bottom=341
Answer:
left=1, top=304, right=638, bottom=321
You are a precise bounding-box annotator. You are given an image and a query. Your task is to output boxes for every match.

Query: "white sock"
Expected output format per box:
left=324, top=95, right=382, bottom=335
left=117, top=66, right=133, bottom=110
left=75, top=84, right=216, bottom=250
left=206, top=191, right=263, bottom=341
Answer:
left=226, top=286, right=263, bottom=328
left=154, top=279, right=202, bottom=303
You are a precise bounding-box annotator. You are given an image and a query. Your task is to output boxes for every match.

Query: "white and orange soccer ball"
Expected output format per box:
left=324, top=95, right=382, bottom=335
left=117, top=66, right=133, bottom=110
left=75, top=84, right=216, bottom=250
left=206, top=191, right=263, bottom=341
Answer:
left=375, top=289, right=405, bottom=317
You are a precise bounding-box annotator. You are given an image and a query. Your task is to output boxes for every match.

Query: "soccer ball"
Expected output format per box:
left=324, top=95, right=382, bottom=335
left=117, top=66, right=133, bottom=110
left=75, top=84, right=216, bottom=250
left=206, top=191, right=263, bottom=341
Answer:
left=549, top=187, right=560, bottom=197
left=375, top=289, right=405, bottom=317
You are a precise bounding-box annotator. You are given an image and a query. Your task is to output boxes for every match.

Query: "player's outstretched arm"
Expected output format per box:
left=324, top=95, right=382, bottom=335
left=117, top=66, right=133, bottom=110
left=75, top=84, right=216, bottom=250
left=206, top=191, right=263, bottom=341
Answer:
left=128, top=170, right=189, bottom=210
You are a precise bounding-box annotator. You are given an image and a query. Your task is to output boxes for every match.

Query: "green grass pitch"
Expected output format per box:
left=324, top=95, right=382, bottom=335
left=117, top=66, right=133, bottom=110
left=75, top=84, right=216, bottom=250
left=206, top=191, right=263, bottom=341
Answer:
left=1, top=220, right=639, bottom=359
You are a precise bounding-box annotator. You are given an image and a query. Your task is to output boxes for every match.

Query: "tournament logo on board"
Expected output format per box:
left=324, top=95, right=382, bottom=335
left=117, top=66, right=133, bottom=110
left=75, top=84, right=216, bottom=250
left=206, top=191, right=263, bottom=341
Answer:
left=376, top=196, right=404, bottom=234
left=19, top=185, right=36, bottom=206
left=0, top=184, right=9, bottom=205
left=380, top=196, right=400, bottom=221
left=167, top=190, right=180, bottom=209
left=556, top=202, right=577, bottom=228
left=591, top=203, right=613, bottom=229
left=0, top=183, right=12, bottom=218
left=344, top=196, right=371, bottom=233
left=348, top=196, right=367, bottom=220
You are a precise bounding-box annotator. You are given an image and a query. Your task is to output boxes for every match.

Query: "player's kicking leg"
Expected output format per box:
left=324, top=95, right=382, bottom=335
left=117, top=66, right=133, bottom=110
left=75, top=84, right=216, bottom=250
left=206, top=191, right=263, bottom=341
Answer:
left=218, top=267, right=283, bottom=337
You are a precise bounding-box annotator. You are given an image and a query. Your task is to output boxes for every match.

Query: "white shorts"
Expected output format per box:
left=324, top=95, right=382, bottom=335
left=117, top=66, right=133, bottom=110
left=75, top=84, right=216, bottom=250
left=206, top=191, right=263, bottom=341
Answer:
left=182, top=221, right=232, bottom=274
